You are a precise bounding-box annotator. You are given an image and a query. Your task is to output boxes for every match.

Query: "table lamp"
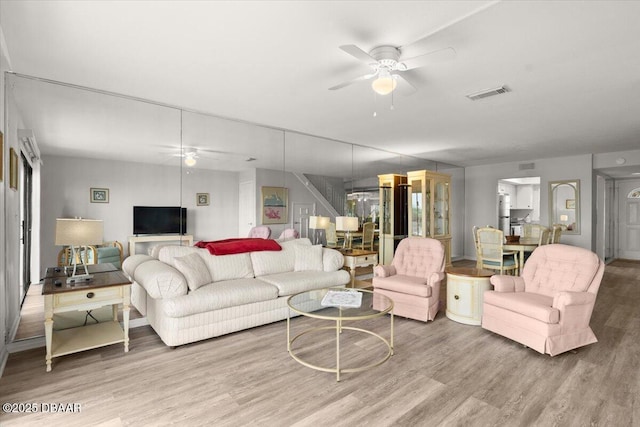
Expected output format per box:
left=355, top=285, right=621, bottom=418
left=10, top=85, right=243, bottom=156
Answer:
left=55, top=218, right=104, bottom=284
left=309, top=215, right=329, bottom=245
left=560, top=214, right=569, bottom=223
left=336, top=216, right=359, bottom=250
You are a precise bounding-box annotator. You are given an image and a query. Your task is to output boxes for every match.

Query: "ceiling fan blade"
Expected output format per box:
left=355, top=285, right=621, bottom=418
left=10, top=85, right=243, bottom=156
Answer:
left=393, top=74, right=418, bottom=95
left=398, top=47, right=456, bottom=71
left=339, top=45, right=378, bottom=66
left=329, top=73, right=376, bottom=91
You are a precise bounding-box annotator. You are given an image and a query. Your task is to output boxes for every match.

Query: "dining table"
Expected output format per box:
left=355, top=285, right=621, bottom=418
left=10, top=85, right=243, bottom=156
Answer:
left=503, top=238, right=541, bottom=274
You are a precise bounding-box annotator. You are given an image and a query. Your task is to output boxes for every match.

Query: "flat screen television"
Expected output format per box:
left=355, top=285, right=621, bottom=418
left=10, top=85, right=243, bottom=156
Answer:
left=133, top=206, right=187, bottom=235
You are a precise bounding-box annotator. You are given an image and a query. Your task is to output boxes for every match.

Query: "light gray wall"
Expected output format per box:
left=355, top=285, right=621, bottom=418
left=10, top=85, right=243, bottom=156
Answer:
left=40, top=155, right=239, bottom=272
left=464, top=154, right=593, bottom=259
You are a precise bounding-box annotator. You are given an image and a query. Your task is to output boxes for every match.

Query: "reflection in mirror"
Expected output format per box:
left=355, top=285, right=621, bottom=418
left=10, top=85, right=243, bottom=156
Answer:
left=549, top=180, right=580, bottom=234
left=8, top=73, right=183, bottom=342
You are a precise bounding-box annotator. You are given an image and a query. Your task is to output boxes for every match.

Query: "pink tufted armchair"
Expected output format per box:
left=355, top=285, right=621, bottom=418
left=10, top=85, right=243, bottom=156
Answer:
left=482, top=244, right=604, bottom=356
left=372, top=237, right=446, bottom=322
left=248, top=225, right=271, bottom=239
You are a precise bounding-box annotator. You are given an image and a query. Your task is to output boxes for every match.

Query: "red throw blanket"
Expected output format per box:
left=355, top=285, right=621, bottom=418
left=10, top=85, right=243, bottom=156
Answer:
left=194, top=238, right=282, bottom=255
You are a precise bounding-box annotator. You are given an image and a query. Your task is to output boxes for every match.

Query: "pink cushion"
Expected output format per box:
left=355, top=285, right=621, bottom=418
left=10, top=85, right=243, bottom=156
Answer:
left=392, top=238, right=445, bottom=278
left=484, top=291, right=559, bottom=324
left=373, top=274, right=431, bottom=298
left=523, top=244, right=601, bottom=297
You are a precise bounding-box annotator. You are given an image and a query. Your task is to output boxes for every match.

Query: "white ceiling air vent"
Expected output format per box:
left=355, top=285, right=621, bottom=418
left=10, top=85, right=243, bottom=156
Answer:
left=466, top=85, right=510, bottom=101
left=519, top=162, right=535, bottom=171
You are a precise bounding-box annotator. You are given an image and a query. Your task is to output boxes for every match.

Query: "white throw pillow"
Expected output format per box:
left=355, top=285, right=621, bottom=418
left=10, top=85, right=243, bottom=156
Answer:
left=173, top=253, right=212, bottom=291
left=294, top=244, right=324, bottom=271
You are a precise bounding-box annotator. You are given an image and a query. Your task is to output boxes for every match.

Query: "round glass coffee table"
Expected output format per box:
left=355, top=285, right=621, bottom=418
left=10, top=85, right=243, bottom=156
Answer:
left=287, top=288, right=394, bottom=382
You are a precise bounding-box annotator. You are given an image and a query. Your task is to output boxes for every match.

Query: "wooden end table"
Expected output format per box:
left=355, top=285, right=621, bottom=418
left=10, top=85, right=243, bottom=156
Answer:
left=42, top=263, right=131, bottom=372
left=338, top=248, right=378, bottom=288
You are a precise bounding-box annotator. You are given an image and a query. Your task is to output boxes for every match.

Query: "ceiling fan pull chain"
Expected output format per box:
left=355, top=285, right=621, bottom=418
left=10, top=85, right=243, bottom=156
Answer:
left=373, top=91, right=379, bottom=117
left=390, top=88, right=395, bottom=111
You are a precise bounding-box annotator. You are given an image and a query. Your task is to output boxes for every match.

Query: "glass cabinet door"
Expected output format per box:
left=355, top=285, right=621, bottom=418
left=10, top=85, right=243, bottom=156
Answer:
left=425, top=177, right=432, bottom=237
left=434, top=180, right=449, bottom=237
left=410, top=179, right=422, bottom=236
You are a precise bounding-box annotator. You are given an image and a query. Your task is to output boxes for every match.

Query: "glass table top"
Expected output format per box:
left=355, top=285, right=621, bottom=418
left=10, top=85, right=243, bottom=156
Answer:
left=287, top=288, right=393, bottom=320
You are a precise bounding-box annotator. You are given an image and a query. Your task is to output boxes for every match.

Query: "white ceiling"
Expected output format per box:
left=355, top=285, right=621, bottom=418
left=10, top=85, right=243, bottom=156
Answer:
left=2, top=1, right=640, bottom=177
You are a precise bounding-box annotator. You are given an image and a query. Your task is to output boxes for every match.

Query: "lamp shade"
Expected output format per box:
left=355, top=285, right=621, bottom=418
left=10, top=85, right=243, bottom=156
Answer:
left=309, top=216, right=330, bottom=230
left=55, top=218, right=104, bottom=246
left=560, top=215, right=569, bottom=222
left=335, top=216, right=359, bottom=232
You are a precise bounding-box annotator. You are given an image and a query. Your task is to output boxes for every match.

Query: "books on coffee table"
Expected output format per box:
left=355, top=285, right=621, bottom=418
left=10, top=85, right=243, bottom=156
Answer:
left=321, top=289, right=362, bottom=308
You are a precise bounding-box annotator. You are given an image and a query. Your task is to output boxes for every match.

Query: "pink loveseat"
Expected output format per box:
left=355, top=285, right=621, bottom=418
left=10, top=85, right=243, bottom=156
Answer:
left=372, top=237, right=445, bottom=322
left=482, top=243, right=604, bottom=356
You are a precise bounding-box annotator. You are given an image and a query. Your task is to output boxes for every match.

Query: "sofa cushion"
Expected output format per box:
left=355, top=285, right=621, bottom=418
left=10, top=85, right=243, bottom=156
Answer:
left=173, top=253, right=213, bottom=291
left=322, top=247, right=345, bottom=272
left=484, top=291, right=559, bottom=324
left=251, top=238, right=311, bottom=277
left=257, top=270, right=350, bottom=296
left=160, top=278, right=279, bottom=318
left=294, top=244, right=323, bottom=271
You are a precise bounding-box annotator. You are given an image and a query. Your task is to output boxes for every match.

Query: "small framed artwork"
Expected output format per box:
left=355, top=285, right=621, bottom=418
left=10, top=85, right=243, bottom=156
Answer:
left=0, top=131, right=3, bottom=182
left=90, top=187, right=110, bottom=203
left=9, top=147, right=18, bottom=191
left=261, top=186, right=288, bottom=224
left=197, top=193, right=210, bottom=206
left=565, top=199, right=575, bottom=209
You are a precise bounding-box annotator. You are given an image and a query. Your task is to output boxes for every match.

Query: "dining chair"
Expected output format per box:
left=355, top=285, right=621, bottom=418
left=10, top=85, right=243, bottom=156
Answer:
left=523, top=224, right=549, bottom=242
left=476, top=227, right=519, bottom=275
left=549, top=224, right=565, bottom=244
left=355, top=222, right=375, bottom=250
left=325, top=222, right=338, bottom=248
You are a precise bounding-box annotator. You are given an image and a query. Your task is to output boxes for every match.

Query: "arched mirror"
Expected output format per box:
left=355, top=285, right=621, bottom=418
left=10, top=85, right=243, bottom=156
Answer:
left=549, top=180, right=580, bottom=235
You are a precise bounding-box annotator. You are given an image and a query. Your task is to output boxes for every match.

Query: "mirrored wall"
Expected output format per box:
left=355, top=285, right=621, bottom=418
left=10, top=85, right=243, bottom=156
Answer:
left=6, top=72, right=460, bottom=341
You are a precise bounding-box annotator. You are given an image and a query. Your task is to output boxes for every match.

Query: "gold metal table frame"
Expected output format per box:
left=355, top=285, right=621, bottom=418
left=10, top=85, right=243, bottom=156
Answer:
left=287, top=288, right=394, bottom=382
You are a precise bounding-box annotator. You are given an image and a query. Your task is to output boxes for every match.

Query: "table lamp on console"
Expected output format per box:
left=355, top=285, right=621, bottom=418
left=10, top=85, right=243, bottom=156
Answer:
left=336, top=216, right=359, bottom=251
left=55, top=218, right=104, bottom=284
left=309, top=215, right=329, bottom=246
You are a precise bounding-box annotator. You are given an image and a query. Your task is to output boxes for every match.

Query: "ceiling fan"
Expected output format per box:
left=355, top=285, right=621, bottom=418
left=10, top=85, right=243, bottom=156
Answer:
left=164, top=146, right=257, bottom=167
left=329, top=44, right=456, bottom=95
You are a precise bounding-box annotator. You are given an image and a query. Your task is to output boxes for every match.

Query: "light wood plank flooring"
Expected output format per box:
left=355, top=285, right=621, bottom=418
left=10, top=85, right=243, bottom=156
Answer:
left=1, top=260, right=638, bottom=426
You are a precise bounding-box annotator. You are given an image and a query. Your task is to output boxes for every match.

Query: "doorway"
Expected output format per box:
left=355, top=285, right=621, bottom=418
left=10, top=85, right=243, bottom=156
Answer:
left=292, top=202, right=315, bottom=239
left=616, top=179, right=640, bottom=260
left=20, top=152, right=34, bottom=306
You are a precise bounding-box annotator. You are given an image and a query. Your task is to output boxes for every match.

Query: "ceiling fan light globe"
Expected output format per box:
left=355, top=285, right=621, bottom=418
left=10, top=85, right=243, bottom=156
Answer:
left=371, top=76, right=397, bottom=95
left=184, top=156, right=197, bottom=167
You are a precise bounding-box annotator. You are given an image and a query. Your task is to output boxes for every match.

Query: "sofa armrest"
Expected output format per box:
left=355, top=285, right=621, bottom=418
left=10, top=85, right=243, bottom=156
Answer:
left=490, top=275, right=525, bottom=292
left=322, top=247, right=345, bottom=272
left=374, top=264, right=396, bottom=278
left=122, top=254, right=154, bottom=279
left=132, top=260, right=188, bottom=299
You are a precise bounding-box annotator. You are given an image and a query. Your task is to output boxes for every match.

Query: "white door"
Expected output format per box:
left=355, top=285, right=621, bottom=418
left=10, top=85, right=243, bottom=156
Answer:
left=617, top=180, right=640, bottom=260
left=292, top=202, right=315, bottom=239
left=238, top=181, right=256, bottom=237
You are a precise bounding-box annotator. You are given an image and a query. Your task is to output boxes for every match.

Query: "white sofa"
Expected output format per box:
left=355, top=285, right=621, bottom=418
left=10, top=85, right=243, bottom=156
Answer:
left=122, top=238, right=350, bottom=346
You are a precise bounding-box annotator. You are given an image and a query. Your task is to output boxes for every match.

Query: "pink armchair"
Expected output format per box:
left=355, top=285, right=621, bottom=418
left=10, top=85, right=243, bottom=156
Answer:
left=482, top=244, right=604, bottom=356
left=248, top=225, right=271, bottom=239
left=372, top=237, right=446, bottom=322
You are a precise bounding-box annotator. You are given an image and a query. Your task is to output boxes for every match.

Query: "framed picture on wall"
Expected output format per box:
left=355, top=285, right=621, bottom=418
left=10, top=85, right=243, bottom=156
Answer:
left=261, top=186, right=288, bottom=224
left=197, top=193, right=210, bottom=206
left=90, top=187, right=110, bottom=203
left=9, top=147, right=18, bottom=191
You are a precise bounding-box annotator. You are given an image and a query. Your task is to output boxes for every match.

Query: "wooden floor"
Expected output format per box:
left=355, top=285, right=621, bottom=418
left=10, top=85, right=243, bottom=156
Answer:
left=1, top=259, right=638, bottom=426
